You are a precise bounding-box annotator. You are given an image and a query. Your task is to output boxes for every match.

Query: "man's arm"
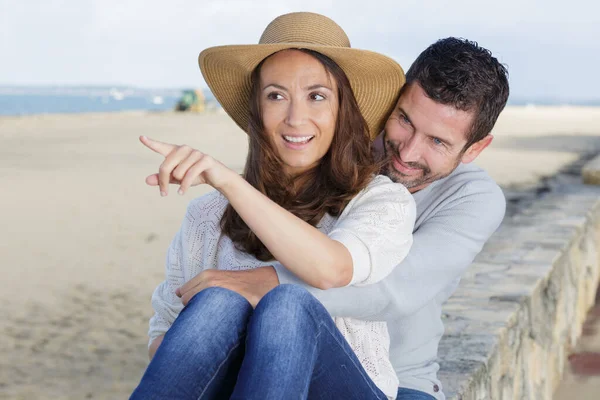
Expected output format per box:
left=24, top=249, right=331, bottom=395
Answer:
left=274, top=179, right=505, bottom=320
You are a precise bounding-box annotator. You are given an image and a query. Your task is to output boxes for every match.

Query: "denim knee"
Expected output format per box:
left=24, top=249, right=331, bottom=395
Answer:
left=187, top=286, right=250, bottom=310
left=180, top=286, right=253, bottom=330
left=253, top=284, right=318, bottom=325
left=260, top=283, right=314, bottom=305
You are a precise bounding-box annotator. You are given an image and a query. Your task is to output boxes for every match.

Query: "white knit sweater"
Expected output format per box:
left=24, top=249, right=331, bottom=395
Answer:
left=149, top=174, right=416, bottom=399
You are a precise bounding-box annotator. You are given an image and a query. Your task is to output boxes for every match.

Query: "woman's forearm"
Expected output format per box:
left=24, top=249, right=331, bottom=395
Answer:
left=140, top=137, right=353, bottom=288
left=219, top=175, right=353, bottom=289
left=148, top=335, right=164, bottom=360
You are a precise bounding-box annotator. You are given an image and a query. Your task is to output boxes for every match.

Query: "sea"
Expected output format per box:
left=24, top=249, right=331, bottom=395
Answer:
left=0, top=86, right=598, bottom=116
left=0, top=86, right=217, bottom=116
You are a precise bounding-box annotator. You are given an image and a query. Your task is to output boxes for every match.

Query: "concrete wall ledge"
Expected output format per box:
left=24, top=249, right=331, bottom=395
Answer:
left=438, top=177, right=600, bottom=399
left=583, top=154, right=600, bottom=185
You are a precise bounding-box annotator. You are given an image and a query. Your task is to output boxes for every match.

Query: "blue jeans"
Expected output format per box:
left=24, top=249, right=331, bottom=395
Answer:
left=131, top=286, right=253, bottom=399
left=396, top=387, right=436, bottom=399
left=131, top=284, right=389, bottom=399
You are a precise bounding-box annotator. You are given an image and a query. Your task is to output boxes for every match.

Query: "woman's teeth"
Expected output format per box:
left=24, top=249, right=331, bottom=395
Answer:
left=283, top=135, right=314, bottom=143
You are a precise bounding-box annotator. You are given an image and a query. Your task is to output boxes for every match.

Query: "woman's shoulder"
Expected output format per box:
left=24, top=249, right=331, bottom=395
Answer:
left=337, top=174, right=415, bottom=223
left=365, top=173, right=406, bottom=190
left=186, top=189, right=229, bottom=221
left=358, top=174, right=414, bottom=207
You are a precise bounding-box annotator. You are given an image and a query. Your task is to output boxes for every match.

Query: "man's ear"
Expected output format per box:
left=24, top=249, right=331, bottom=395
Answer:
left=461, top=134, right=493, bottom=164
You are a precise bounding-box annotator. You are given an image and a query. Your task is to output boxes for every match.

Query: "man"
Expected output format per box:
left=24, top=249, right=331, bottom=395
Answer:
left=169, top=37, right=509, bottom=400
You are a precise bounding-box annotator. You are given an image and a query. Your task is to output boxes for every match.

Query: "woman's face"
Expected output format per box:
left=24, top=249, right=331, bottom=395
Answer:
left=259, top=50, right=338, bottom=176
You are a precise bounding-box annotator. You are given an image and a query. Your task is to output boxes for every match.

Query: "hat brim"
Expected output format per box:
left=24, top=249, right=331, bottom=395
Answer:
left=198, top=44, right=405, bottom=139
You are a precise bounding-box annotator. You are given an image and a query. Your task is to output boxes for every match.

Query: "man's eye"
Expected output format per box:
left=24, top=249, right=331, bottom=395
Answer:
left=432, top=137, right=443, bottom=146
left=267, top=92, right=284, bottom=100
left=310, top=92, right=325, bottom=101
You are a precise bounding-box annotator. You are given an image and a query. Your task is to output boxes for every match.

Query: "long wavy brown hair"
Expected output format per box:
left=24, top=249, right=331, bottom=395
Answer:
left=221, top=49, right=380, bottom=261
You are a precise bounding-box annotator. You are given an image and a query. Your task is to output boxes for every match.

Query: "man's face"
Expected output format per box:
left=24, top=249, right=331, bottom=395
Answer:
left=382, top=83, right=490, bottom=193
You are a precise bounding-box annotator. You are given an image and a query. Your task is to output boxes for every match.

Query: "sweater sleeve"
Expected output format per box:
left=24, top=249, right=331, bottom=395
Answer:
left=148, top=191, right=226, bottom=344
left=328, top=175, right=415, bottom=285
left=148, top=226, right=186, bottom=345
left=274, top=179, right=506, bottom=320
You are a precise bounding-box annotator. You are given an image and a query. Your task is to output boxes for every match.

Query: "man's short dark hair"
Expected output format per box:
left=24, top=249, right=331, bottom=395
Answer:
left=405, top=37, right=509, bottom=149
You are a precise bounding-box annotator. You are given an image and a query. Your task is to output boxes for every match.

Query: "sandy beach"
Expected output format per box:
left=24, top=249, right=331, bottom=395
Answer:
left=1, top=106, right=600, bottom=399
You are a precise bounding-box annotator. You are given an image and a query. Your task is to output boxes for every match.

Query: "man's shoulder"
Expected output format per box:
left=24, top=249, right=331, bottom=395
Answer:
left=416, top=163, right=505, bottom=228
left=430, top=162, right=503, bottom=202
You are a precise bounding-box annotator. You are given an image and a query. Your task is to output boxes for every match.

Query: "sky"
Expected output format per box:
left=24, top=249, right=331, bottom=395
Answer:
left=0, top=0, right=598, bottom=101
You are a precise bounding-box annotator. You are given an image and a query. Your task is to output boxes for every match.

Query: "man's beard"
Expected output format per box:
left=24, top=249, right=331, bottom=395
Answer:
left=382, top=138, right=458, bottom=190
left=381, top=160, right=435, bottom=189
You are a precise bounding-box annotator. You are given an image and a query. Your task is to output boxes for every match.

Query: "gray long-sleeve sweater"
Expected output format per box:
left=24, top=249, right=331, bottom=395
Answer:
left=275, top=162, right=506, bottom=399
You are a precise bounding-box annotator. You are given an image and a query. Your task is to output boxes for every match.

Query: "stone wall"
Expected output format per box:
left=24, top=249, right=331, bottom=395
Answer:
left=438, top=179, right=600, bottom=399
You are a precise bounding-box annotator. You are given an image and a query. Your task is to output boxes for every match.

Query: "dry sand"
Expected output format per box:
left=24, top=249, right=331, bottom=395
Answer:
left=1, top=106, right=599, bottom=399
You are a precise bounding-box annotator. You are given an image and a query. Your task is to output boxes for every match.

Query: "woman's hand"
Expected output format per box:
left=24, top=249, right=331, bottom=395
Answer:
left=140, top=136, right=237, bottom=195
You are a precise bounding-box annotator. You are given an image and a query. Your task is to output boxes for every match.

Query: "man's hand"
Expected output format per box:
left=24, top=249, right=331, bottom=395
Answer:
left=175, top=266, right=280, bottom=308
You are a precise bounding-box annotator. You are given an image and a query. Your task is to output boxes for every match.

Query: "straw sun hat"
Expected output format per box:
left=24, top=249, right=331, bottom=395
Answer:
left=198, top=12, right=405, bottom=139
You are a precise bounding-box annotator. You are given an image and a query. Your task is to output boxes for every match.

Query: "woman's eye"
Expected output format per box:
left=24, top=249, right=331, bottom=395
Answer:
left=400, top=114, right=410, bottom=124
left=310, top=93, right=325, bottom=101
left=267, top=92, right=284, bottom=100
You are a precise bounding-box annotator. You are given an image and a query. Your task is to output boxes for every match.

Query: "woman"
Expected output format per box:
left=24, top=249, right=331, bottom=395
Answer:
left=132, top=12, right=414, bottom=400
